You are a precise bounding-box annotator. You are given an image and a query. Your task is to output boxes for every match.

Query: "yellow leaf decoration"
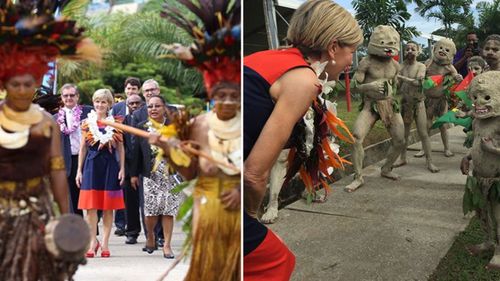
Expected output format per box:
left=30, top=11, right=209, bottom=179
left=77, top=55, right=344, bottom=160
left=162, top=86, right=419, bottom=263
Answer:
left=170, top=146, right=191, bottom=167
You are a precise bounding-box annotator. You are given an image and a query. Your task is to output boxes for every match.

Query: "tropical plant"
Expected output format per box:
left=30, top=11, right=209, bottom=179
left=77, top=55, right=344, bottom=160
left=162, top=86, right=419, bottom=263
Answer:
left=475, top=0, right=500, bottom=40
left=413, top=0, right=473, bottom=38
left=352, top=0, right=420, bottom=42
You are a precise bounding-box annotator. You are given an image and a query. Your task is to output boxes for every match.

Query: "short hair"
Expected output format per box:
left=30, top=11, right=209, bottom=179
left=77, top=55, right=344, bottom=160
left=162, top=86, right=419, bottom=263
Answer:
left=286, top=0, right=363, bottom=57
left=92, top=89, right=114, bottom=107
left=147, top=95, right=166, bottom=105
left=211, top=81, right=240, bottom=96
left=142, top=79, right=160, bottom=90
left=126, top=94, right=143, bottom=104
left=59, top=83, right=79, bottom=95
left=484, top=34, right=500, bottom=45
left=466, top=31, right=477, bottom=36
left=468, top=56, right=487, bottom=69
left=124, top=77, right=141, bottom=88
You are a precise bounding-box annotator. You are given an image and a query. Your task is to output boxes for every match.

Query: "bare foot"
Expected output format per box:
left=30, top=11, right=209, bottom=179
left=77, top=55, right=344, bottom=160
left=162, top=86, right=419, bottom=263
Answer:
left=427, top=162, right=440, bottom=173
left=260, top=207, right=279, bottom=224
left=466, top=242, right=494, bottom=256
left=381, top=170, right=400, bottom=180
left=486, top=255, right=500, bottom=270
left=414, top=150, right=425, bottom=158
left=444, top=150, right=454, bottom=157
left=344, top=178, right=364, bottom=193
left=392, top=159, right=407, bottom=168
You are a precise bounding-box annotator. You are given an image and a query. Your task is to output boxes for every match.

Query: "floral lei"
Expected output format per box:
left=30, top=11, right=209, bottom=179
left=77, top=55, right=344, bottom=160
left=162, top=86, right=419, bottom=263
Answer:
left=56, top=105, right=82, bottom=135
left=84, top=110, right=118, bottom=145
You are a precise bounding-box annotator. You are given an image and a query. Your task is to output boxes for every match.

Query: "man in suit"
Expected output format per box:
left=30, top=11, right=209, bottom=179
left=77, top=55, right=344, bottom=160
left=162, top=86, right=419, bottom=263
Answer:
left=111, top=77, right=142, bottom=236
left=55, top=84, right=92, bottom=216
left=132, top=79, right=161, bottom=125
left=111, top=77, right=141, bottom=117
left=121, top=94, right=143, bottom=244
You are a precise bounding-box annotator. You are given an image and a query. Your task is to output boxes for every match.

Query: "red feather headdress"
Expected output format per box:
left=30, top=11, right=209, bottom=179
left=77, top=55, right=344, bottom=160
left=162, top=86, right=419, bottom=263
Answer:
left=160, top=0, right=241, bottom=96
left=0, top=0, right=100, bottom=82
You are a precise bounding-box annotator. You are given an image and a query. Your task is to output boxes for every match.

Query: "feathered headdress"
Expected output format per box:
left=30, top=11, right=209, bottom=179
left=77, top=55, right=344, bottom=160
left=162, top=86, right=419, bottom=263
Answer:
left=160, top=0, right=241, bottom=96
left=0, top=0, right=100, bottom=82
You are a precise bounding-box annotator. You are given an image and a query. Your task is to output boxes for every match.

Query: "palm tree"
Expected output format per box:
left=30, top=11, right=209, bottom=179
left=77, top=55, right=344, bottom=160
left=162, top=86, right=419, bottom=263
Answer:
left=352, top=0, right=420, bottom=42
left=476, top=0, right=500, bottom=39
left=414, top=0, right=473, bottom=38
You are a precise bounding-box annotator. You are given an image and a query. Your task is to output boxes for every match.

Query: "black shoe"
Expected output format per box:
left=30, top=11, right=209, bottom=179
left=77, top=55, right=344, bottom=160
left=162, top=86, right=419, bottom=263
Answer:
left=163, top=253, right=175, bottom=259
left=142, top=246, right=157, bottom=254
left=157, top=238, right=164, bottom=248
left=125, top=236, right=137, bottom=245
left=114, top=228, right=126, bottom=236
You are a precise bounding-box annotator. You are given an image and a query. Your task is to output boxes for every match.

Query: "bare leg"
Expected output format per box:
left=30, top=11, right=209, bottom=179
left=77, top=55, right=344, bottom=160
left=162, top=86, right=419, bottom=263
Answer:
left=393, top=120, right=411, bottom=168
left=440, top=124, right=454, bottom=157
left=486, top=200, right=500, bottom=270
left=415, top=114, right=432, bottom=158
left=344, top=109, right=377, bottom=192
left=161, top=215, right=174, bottom=257
left=261, top=149, right=289, bottom=224
left=381, top=113, right=404, bottom=180
left=415, top=102, right=439, bottom=172
left=86, top=209, right=99, bottom=251
left=145, top=215, right=159, bottom=249
left=102, top=210, right=113, bottom=252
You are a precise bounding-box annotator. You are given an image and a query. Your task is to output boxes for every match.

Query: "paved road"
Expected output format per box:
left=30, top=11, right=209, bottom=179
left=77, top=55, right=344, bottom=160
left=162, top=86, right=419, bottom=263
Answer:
left=269, top=126, right=471, bottom=281
left=73, top=221, right=189, bottom=281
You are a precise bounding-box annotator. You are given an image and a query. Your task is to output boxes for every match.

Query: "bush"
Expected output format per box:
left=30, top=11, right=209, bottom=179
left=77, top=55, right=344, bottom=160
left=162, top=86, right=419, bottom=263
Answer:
left=77, top=79, right=113, bottom=105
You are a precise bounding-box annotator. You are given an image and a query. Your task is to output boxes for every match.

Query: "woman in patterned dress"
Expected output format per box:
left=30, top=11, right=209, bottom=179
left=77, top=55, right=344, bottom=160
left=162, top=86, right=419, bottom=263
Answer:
left=131, top=95, right=184, bottom=258
left=76, top=89, right=125, bottom=258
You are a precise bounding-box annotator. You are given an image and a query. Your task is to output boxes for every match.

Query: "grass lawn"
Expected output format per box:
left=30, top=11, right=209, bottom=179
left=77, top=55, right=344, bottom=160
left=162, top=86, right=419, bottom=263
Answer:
left=429, top=217, right=500, bottom=281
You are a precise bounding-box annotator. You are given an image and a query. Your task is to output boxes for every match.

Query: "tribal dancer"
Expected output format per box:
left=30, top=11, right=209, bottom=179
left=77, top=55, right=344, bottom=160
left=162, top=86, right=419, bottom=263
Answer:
left=0, top=1, right=100, bottom=280
left=153, top=1, right=241, bottom=280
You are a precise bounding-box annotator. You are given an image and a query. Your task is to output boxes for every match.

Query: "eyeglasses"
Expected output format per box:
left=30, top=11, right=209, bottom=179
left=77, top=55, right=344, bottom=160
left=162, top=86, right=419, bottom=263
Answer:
left=143, top=88, right=158, bottom=93
left=147, top=104, right=164, bottom=109
left=62, top=94, right=76, bottom=98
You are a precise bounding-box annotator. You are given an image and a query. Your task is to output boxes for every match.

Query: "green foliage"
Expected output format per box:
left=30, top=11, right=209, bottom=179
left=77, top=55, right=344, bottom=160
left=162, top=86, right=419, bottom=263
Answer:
left=414, top=0, right=473, bottom=38
left=77, top=79, right=113, bottom=105
left=56, top=2, right=205, bottom=112
left=352, top=0, right=420, bottom=42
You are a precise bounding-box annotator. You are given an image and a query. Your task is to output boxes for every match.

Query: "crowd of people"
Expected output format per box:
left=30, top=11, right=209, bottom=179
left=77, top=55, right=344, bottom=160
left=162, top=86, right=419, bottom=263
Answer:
left=0, top=0, right=241, bottom=280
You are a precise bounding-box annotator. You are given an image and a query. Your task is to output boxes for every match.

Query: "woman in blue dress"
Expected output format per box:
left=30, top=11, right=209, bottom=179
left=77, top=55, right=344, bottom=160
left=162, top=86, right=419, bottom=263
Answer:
left=76, top=89, right=125, bottom=258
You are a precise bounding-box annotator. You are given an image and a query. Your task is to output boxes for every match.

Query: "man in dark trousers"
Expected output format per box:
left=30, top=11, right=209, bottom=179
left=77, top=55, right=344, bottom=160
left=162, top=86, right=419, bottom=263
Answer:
left=55, top=84, right=92, bottom=216
left=121, top=94, right=144, bottom=244
left=111, top=77, right=142, bottom=236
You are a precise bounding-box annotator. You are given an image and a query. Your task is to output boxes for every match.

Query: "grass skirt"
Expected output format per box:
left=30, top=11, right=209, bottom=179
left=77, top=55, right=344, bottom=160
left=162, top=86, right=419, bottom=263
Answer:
left=184, top=176, right=240, bottom=281
left=0, top=177, right=79, bottom=281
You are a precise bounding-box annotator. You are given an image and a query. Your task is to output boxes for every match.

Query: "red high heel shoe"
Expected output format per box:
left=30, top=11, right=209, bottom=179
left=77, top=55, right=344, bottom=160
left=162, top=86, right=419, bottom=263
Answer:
left=85, top=240, right=100, bottom=258
left=101, top=250, right=110, bottom=258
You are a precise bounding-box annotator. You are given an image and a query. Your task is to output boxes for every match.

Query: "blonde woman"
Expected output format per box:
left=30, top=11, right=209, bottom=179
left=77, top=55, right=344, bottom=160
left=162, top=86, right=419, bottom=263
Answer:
left=76, top=89, right=125, bottom=258
left=244, top=0, right=363, bottom=279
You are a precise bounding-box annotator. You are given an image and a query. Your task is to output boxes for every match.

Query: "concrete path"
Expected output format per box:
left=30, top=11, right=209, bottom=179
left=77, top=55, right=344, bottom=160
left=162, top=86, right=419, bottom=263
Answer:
left=269, top=126, right=470, bottom=281
left=73, top=221, right=189, bottom=281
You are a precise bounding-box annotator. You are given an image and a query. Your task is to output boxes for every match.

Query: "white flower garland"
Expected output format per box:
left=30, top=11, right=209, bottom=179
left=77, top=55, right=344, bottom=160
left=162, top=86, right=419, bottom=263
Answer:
left=310, top=60, right=337, bottom=96
left=86, top=110, right=115, bottom=144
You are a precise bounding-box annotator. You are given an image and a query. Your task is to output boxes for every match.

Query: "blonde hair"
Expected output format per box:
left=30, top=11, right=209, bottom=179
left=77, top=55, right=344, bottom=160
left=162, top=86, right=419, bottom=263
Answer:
left=286, top=0, right=363, bottom=56
left=92, top=89, right=114, bottom=107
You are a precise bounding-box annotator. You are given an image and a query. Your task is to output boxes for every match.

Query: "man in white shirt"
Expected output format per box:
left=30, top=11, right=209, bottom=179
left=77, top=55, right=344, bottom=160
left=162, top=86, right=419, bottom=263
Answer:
left=55, top=84, right=92, bottom=216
